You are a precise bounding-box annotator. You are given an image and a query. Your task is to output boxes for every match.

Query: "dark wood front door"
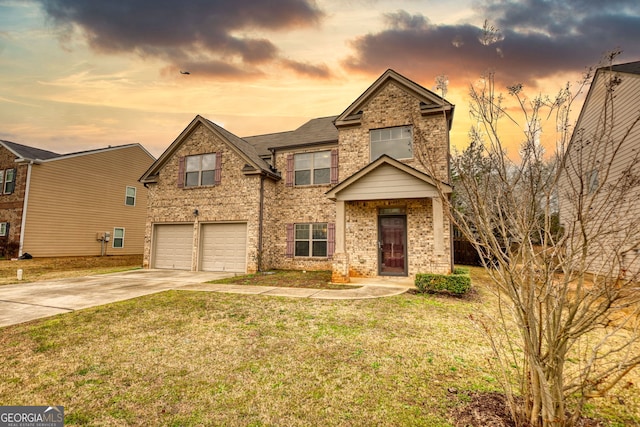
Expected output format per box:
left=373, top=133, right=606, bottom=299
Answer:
left=378, top=215, right=407, bottom=275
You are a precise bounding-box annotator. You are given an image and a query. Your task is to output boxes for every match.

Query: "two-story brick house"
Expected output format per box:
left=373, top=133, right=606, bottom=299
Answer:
left=140, top=69, right=454, bottom=282
left=0, top=141, right=154, bottom=258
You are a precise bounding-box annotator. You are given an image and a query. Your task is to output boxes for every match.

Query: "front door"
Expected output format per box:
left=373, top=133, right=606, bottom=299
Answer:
left=378, top=215, right=407, bottom=275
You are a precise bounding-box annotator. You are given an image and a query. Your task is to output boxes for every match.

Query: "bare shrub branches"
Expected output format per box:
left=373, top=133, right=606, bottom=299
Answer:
left=419, top=54, right=640, bottom=427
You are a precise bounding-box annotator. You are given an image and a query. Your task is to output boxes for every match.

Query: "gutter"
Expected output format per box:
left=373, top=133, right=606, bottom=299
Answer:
left=257, top=173, right=265, bottom=271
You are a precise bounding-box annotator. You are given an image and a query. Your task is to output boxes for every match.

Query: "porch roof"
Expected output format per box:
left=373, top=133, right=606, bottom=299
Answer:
left=325, top=155, right=452, bottom=201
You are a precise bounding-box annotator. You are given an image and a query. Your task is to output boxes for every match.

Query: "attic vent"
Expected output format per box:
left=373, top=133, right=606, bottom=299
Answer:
left=344, top=111, right=363, bottom=121
left=420, top=101, right=439, bottom=109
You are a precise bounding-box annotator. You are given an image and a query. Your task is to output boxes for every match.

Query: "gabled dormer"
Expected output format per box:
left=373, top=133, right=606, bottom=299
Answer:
left=333, top=69, right=454, bottom=182
left=334, top=69, right=454, bottom=129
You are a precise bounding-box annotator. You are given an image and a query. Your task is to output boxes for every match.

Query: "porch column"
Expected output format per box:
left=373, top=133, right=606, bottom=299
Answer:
left=335, top=200, right=345, bottom=253
left=331, top=199, right=350, bottom=283
left=432, top=197, right=444, bottom=253
left=191, top=218, right=200, bottom=272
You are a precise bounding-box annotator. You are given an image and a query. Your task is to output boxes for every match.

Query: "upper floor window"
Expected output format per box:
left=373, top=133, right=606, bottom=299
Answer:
left=125, top=186, right=136, bottom=206
left=2, top=169, right=15, bottom=194
left=186, top=153, right=216, bottom=187
left=113, top=227, right=125, bottom=248
left=370, top=126, right=413, bottom=160
left=294, top=151, right=331, bottom=186
left=0, top=222, right=7, bottom=237
left=178, top=152, right=221, bottom=189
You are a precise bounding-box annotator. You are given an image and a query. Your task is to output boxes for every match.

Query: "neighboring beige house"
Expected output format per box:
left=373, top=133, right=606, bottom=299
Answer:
left=559, top=60, right=640, bottom=278
left=140, top=69, right=454, bottom=282
left=0, top=141, right=155, bottom=258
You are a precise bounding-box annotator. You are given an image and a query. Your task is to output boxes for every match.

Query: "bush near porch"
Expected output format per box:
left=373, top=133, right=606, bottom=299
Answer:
left=415, top=267, right=472, bottom=295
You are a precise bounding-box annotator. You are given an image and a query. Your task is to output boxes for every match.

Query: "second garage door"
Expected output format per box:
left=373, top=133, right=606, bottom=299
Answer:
left=200, top=223, right=247, bottom=273
left=153, top=224, right=193, bottom=270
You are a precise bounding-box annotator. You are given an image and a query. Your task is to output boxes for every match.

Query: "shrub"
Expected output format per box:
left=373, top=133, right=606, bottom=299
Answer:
left=415, top=269, right=471, bottom=295
left=0, top=240, right=20, bottom=259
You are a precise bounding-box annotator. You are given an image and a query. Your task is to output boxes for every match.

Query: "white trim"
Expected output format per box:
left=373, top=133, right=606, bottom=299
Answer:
left=294, top=222, right=328, bottom=257
left=293, top=150, right=331, bottom=186
left=0, top=222, right=7, bottom=237
left=112, top=227, right=125, bottom=249
left=3, top=168, right=15, bottom=194
left=19, top=162, right=33, bottom=256
left=125, top=186, right=136, bottom=206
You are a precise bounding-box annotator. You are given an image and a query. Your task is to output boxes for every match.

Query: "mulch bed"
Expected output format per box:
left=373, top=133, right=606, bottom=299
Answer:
left=450, top=392, right=604, bottom=427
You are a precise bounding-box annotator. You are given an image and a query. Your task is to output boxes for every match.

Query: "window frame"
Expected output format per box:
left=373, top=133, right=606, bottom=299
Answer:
left=3, top=169, right=15, bottom=194
left=0, top=222, right=6, bottom=237
left=125, top=186, right=136, bottom=206
left=112, top=227, right=125, bottom=248
left=293, top=151, right=331, bottom=186
left=587, top=169, right=599, bottom=194
left=294, top=223, right=328, bottom=257
left=185, top=153, right=217, bottom=187
left=370, top=125, right=413, bottom=161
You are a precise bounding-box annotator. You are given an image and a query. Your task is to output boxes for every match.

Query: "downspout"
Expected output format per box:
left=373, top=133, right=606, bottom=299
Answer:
left=257, top=174, right=265, bottom=272
left=446, top=112, right=455, bottom=273
left=18, top=161, right=33, bottom=257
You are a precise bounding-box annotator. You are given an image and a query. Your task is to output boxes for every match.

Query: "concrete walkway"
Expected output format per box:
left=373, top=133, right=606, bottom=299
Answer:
left=0, top=269, right=413, bottom=327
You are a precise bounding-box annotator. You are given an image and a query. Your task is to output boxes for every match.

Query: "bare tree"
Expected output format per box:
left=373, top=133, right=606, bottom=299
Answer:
left=419, top=54, right=640, bottom=426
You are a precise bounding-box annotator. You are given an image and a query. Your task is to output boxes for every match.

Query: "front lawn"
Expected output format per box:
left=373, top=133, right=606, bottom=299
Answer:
left=0, top=255, right=143, bottom=286
left=0, top=267, right=638, bottom=426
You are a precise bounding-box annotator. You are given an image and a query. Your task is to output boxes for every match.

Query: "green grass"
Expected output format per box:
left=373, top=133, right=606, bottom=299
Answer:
left=0, top=267, right=638, bottom=426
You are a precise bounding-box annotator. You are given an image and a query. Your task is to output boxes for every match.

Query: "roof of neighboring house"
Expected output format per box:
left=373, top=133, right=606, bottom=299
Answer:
left=0, top=141, right=153, bottom=165
left=243, top=116, right=339, bottom=157
left=610, top=61, right=640, bottom=75
left=43, top=143, right=154, bottom=162
left=0, top=140, right=60, bottom=161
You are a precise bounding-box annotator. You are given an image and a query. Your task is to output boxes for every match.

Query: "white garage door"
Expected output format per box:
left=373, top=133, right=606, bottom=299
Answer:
left=153, top=224, right=193, bottom=270
left=200, top=223, right=247, bottom=273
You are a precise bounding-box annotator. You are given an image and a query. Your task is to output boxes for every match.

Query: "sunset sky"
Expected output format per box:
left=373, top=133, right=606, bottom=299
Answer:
left=1, top=0, right=639, bottom=158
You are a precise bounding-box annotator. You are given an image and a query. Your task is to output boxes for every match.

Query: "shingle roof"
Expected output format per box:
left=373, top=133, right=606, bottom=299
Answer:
left=610, top=61, right=640, bottom=75
left=243, top=116, right=339, bottom=157
left=203, top=118, right=274, bottom=172
left=0, top=140, right=60, bottom=161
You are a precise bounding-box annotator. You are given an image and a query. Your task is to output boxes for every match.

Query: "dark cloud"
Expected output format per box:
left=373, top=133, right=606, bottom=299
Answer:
left=281, top=59, right=331, bottom=78
left=343, top=1, right=640, bottom=89
left=37, top=0, right=329, bottom=79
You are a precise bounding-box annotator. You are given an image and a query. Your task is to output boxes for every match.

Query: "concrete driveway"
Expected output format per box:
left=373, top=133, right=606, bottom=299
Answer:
left=0, top=270, right=413, bottom=328
left=0, top=269, right=235, bottom=328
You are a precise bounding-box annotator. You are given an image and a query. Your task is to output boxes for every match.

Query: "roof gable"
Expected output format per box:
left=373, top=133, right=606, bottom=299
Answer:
left=140, top=115, right=277, bottom=184
left=326, top=155, right=451, bottom=201
left=569, top=60, right=640, bottom=149
left=334, top=69, right=454, bottom=129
